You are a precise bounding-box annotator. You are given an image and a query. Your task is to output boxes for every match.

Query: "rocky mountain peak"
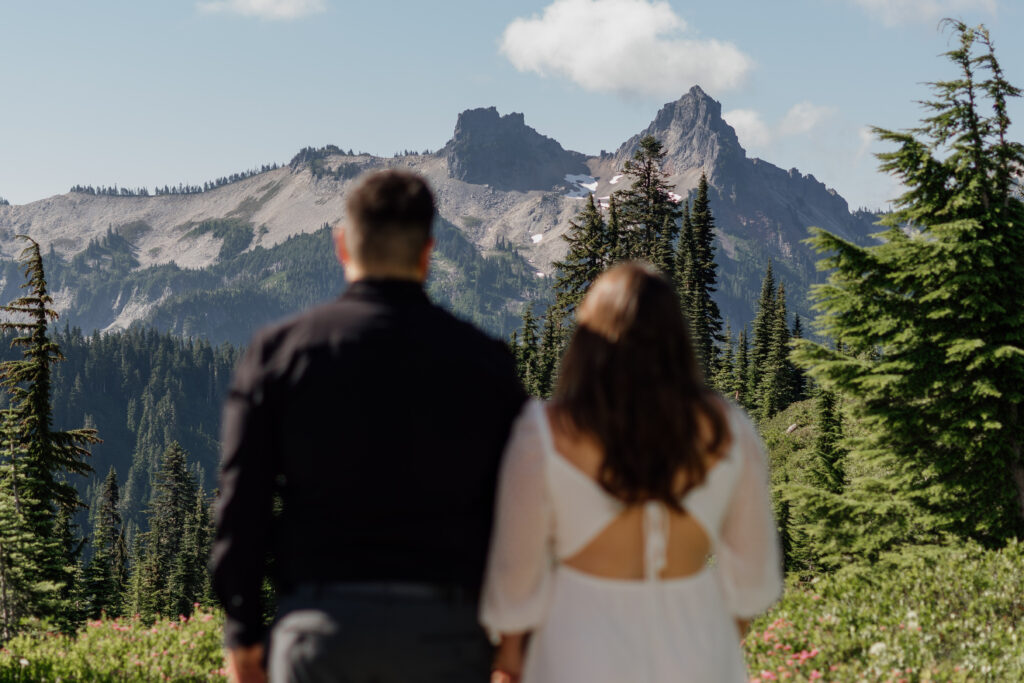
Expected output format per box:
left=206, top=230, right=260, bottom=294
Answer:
left=443, top=107, right=588, bottom=192
left=614, top=85, right=745, bottom=182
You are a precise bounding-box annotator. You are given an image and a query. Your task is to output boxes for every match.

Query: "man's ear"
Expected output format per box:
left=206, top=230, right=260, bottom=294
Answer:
left=334, top=225, right=349, bottom=267
left=418, top=237, right=435, bottom=277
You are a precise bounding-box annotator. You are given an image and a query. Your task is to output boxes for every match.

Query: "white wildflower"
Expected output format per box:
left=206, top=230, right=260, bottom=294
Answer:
left=868, top=641, right=887, bottom=657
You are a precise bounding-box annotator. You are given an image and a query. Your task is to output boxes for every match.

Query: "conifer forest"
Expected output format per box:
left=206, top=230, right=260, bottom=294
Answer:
left=0, top=20, right=1022, bottom=682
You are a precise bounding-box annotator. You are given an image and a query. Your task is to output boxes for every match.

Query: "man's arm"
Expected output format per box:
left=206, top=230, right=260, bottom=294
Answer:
left=211, top=337, right=277, bottom=653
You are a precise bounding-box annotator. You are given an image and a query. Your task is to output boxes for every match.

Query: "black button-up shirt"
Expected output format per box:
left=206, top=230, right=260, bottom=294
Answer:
left=211, top=279, right=527, bottom=648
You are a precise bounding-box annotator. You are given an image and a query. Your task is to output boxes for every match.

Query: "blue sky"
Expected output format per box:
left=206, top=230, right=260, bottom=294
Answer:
left=1, top=0, right=1021, bottom=209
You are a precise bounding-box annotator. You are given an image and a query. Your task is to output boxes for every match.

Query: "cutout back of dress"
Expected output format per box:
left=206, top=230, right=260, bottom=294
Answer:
left=535, top=401, right=737, bottom=582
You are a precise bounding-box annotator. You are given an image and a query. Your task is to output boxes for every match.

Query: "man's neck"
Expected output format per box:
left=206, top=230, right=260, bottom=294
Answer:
left=344, top=268, right=425, bottom=285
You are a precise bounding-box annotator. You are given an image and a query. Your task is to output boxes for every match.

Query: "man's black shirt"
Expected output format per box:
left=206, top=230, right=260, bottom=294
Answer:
left=211, top=279, right=527, bottom=648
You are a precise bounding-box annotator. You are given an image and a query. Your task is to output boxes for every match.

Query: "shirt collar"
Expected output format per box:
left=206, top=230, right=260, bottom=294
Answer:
left=342, top=278, right=429, bottom=304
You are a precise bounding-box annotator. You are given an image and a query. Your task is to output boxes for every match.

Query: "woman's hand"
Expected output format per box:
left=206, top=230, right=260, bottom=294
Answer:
left=491, top=633, right=526, bottom=683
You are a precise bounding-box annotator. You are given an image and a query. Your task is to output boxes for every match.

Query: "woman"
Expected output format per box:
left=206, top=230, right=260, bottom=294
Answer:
left=480, top=262, right=783, bottom=683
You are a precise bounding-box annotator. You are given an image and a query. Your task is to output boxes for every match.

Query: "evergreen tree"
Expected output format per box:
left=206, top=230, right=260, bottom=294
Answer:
left=712, top=325, right=736, bottom=396
left=129, top=442, right=205, bottom=618
left=794, top=21, right=1024, bottom=550
left=789, top=314, right=809, bottom=401
left=674, top=203, right=698, bottom=329
left=688, top=174, right=724, bottom=377
left=552, top=195, right=609, bottom=314
left=810, top=389, right=845, bottom=494
left=748, top=262, right=777, bottom=404
left=515, top=305, right=541, bottom=395
left=0, top=410, right=55, bottom=638
left=614, top=135, right=681, bottom=261
left=0, top=236, right=100, bottom=627
left=734, top=327, right=751, bottom=407
left=757, top=283, right=794, bottom=421
left=83, top=466, right=127, bottom=617
left=533, top=306, right=566, bottom=399
left=605, top=196, right=625, bottom=264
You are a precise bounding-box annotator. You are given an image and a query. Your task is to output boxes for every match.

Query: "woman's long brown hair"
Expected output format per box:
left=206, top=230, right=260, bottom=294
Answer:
left=552, top=262, right=728, bottom=509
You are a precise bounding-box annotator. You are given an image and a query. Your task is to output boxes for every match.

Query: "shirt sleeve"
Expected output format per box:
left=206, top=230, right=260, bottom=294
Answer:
left=715, top=407, right=784, bottom=619
left=210, top=334, right=277, bottom=649
left=479, top=401, right=555, bottom=642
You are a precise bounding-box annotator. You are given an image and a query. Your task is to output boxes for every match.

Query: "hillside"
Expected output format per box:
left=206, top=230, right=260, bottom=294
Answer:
left=0, top=87, right=878, bottom=343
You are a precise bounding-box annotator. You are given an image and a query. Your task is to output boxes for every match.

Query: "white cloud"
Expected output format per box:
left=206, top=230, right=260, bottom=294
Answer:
left=499, top=0, right=753, bottom=97
left=723, top=102, right=836, bottom=149
left=849, top=0, right=996, bottom=27
left=721, top=109, right=773, bottom=148
left=778, top=102, right=836, bottom=137
left=197, top=0, right=325, bottom=20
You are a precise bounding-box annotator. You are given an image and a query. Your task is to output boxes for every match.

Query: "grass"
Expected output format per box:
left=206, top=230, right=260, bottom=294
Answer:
left=0, top=607, right=226, bottom=682
left=2, top=541, right=1020, bottom=681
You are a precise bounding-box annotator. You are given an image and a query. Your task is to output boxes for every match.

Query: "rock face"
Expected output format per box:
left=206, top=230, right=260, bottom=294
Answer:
left=443, top=107, right=589, bottom=192
left=613, top=85, right=747, bottom=183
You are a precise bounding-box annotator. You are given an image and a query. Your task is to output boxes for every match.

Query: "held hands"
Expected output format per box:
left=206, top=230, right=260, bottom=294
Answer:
left=227, top=644, right=266, bottom=683
left=491, top=633, right=526, bottom=683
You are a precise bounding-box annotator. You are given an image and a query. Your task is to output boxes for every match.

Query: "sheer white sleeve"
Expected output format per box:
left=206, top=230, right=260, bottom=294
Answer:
left=479, top=401, right=555, bottom=641
left=715, top=408, right=784, bottom=619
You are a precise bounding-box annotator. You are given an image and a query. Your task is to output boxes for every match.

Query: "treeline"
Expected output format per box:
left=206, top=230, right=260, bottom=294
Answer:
left=68, top=163, right=281, bottom=197
left=0, top=239, right=230, bottom=638
left=515, top=21, right=1024, bottom=580
left=0, top=197, right=9, bottom=207
left=514, top=137, right=806, bottom=421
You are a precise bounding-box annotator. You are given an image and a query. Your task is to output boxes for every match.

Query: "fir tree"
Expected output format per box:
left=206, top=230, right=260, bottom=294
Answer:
left=0, top=410, right=55, bottom=638
left=712, top=325, right=736, bottom=396
left=789, top=314, right=809, bottom=401
left=734, top=327, right=751, bottom=407
left=810, top=389, right=845, bottom=495
left=534, top=306, right=566, bottom=399
left=674, top=202, right=698, bottom=329
left=614, top=135, right=681, bottom=261
left=794, top=21, right=1024, bottom=550
left=515, top=305, right=541, bottom=395
left=83, top=467, right=127, bottom=617
left=757, top=282, right=794, bottom=421
left=748, top=262, right=777, bottom=406
left=688, top=174, right=724, bottom=377
left=130, top=442, right=204, bottom=618
left=552, top=195, right=609, bottom=314
left=0, top=236, right=100, bottom=627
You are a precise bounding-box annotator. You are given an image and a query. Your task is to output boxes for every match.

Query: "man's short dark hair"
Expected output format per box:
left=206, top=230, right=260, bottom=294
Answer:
left=344, top=170, right=436, bottom=271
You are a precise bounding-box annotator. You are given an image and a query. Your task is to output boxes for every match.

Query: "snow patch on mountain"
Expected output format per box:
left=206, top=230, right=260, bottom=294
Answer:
left=564, top=174, right=598, bottom=197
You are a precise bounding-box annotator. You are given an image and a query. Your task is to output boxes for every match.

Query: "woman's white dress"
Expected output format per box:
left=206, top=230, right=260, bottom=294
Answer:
left=480, top=399, right=783, bottom=683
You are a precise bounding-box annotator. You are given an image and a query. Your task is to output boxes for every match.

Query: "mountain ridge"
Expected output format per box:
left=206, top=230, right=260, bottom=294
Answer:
left=0, top=88, right=878, bottom=342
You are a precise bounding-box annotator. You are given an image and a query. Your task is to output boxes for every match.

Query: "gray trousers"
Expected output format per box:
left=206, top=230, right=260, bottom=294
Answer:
left=267, top=584, right=493, bottom=683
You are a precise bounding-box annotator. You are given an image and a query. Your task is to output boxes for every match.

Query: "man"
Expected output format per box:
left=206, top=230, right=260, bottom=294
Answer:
left=211, top=170, right=527, bottom=682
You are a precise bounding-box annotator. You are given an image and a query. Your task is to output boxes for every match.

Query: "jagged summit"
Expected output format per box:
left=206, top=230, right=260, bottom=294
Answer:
left=443, top=107, right=588, bottom=192
left=614, top=85, right=745, bottom=182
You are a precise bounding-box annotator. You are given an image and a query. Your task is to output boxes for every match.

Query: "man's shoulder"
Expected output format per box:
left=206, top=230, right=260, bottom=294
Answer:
left=423, top=303, right=517, bottom=364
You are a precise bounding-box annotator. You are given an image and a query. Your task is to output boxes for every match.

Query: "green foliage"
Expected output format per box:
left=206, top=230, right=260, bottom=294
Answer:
left=686, top=174, right=725, bottom=376
left=745, top=541, right=1024, bottom=682
left=793, top=21, right=1024, bottom=548
left=552, top=195, right=616, bottom=314
left=0, top=608, right=227, bottom=681
left=127, top=443, right=212, bottom=621
left=82, top=467, right=127, bottom=619
left=614, top=135, right=681, bottom=266
left=182, top=218, right=254, bottom=261
left=0, top=237, right=100, bottom=632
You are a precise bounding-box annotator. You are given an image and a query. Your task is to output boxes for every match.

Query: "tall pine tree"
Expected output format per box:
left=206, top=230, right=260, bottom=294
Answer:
left=0, top=236, right=100, bottom=627
left=614, top=135, right=681, bottom=262
left=794, top=21, right=1024, bottom=549
left=688, top=174, right=724, bottom=377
